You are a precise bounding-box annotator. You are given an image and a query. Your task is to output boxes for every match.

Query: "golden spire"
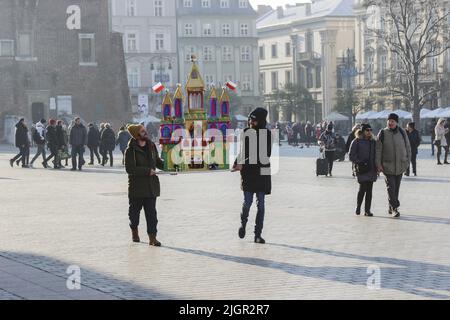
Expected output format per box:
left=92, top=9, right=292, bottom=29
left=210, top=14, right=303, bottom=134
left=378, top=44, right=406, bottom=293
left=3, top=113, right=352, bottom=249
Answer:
left=209, top=85, right=217, bottom=99
left=173, top=83, right=184, bottom=100
left=186, top=55, right=205, bottom=91
left=219, top=87, right=230, bottom=103
left=162, top=90, right=173, bottom=108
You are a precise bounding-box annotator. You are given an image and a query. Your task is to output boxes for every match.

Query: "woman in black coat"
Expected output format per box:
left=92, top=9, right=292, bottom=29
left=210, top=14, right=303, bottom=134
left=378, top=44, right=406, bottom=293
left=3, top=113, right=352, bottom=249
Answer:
left=232, top=107, right=272, bottom=244
left=10, top=118, right=30, bottom=168
left=100, top=123, right=116, bottom=167
left=349, top=124, right=378, bottom=217
left=87, top=123, right=101, bottom=165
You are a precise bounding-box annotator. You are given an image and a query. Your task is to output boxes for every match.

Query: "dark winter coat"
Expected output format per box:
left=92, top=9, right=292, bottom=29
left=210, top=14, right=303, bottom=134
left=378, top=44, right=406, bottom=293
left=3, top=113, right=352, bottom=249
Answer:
left=101, top=127, right=116, bottom=151
left=407, top=129, right=421, bottom=155
left=117, top=130, right=131, bottom=152
left=56, top=125, right=67, bottom=149
left=349, top=130, right=378, bottom=183
left=15, top=121, right=29, bottom=148
left=345, top=131, right=357, bottom=153
left=69, top=124, right=87, bottom=147
left=87, top=126, right=101, bottom=148
left=125, top=139, right=164, bottom=198
left=46, top=126, right=58, bottom=150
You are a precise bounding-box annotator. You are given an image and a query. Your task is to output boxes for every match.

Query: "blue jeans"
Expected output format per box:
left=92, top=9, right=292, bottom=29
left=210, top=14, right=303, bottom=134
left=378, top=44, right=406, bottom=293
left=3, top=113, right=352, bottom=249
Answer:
left=241, top=191, right=266, bottom=237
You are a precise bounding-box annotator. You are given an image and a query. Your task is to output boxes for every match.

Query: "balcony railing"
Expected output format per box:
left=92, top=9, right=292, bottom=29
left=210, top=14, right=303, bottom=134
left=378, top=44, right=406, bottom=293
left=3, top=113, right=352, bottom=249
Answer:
left=297, top=51, right=321, bottom=65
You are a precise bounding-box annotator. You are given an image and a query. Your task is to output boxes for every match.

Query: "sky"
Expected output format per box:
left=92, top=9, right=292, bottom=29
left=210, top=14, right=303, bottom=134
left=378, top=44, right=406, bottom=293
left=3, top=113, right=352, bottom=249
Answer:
left=249, top=0, right=310, bottom=8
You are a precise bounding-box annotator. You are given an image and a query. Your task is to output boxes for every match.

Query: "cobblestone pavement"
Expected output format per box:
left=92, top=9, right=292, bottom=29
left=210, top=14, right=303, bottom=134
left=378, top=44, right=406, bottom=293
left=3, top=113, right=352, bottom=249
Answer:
left=0, top=144, right=449, bottom=300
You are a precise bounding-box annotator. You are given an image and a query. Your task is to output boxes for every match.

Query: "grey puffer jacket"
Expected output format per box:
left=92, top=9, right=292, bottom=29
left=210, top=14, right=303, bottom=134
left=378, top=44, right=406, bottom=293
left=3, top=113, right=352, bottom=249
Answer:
left=376, top=127, right=411, bottom=176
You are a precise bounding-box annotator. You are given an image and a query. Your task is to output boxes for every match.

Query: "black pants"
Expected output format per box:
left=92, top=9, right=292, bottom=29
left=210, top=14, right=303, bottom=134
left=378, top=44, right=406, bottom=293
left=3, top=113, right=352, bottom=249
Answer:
left=89, top=146, right=101, bottom=164
left=437, top=145, right=449, bottom=163
left=357, top=181, right=373, bottom=213
left=45, top=147, right=59, bottom=168
left=12, top=146, right=29, bottom=166
left=129, top=197, right=158, bottom=235
left=385, top=174, right=402, bottom=210
left=71, top=145, right=85, bottom=169
left=30, top=144, right=46, bottom=165
left=406, top=151, right=417, bottom=175
left=325, top=151, right=335, bottom=174
left=102, top=149, right=113, bottom=167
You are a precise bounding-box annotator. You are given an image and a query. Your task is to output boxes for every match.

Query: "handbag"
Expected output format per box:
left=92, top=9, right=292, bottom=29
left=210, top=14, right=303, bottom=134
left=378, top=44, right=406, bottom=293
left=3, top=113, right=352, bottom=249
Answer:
left=58, top=148, right=70, bottom=160
left=355, top=162, right=370, bottom=175
left=433, top=140, right=441, bottom=147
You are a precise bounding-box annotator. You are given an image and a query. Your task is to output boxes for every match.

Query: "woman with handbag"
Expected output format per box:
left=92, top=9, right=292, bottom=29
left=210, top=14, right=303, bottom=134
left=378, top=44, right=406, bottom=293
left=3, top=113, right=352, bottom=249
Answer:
left=434, top=118, right=449, bottom=165
left=349, top=124, right=378, bottom=217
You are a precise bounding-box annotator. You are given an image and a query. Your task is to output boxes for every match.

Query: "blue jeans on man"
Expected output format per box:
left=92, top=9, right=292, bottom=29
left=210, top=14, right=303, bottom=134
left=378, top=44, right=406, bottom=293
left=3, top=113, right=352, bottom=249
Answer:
left=241, top=191, right=266, bottom=237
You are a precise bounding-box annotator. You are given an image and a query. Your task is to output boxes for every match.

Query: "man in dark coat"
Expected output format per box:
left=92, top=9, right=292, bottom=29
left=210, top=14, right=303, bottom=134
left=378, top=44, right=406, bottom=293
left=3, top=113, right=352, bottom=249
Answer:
left=56, top=120, right=67, bottom=168
left=69, top=117, right=87, bottom=171
left=87, top=123, right=101, bottom=165
left=232, top=107, right=272, bottom=244
left=10, top=118, right=30, bottom=168
left=406, top=122, right=421, bottom=176
left=100, top=123, right=116, bottom=167
left=44, top=119, right=59, bottom=169
left=125, top=124, right=164, bottom=247
left=116, top=126, right=131, bottom=165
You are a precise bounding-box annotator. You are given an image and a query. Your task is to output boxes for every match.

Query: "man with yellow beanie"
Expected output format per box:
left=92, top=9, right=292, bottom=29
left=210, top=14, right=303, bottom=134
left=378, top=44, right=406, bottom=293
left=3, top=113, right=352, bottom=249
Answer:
left=125, top=124, right=164, bottom=246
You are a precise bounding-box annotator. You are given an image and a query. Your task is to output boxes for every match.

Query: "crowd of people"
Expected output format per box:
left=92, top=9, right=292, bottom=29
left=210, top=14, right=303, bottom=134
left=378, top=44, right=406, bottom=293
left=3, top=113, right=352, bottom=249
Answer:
left=9, top=118, right=131, bottom=171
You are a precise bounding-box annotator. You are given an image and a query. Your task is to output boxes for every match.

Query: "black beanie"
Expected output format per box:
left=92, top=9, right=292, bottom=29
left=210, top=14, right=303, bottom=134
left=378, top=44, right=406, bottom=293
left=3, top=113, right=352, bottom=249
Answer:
left=361, top=123, right=372, bottom=132
left=248, top=107, right=268, bottom=128
left=388, top=113, right=399, bottom=123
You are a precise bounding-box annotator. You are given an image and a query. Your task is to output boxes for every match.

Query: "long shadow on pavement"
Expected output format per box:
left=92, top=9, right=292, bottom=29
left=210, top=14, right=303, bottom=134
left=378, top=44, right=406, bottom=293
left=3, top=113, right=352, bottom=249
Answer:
left=372, top=214, right=450, bottom=226
left=165, top=245, right=450, bottom=299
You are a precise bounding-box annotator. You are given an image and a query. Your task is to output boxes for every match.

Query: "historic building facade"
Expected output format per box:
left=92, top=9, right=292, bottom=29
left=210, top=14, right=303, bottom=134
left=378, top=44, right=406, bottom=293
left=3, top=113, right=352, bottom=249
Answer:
left=0, top=0, right=131, bottom=142
left=257, top=0, right=356, bottom=122
left=111, top=0, right=178, bottom=115
left=176, top=0, right=260, bottom=116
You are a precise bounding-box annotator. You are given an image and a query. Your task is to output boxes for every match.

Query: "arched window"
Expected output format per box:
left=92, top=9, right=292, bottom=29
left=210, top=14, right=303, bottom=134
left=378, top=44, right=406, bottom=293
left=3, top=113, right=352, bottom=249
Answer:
left=164, top=104, right=171, bottom=117
left=175, top=99, right=182, bottom=117
left=221, top=102, right=228, bottom=115
left=162, top=126, right=171, bottom=138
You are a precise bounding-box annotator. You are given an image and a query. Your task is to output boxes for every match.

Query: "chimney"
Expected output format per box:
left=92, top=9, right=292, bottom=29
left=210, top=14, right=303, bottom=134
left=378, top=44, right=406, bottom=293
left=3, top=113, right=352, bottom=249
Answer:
left=305, top=3, right=312, bottom=16
left=276, top=6, right=284, bottom=19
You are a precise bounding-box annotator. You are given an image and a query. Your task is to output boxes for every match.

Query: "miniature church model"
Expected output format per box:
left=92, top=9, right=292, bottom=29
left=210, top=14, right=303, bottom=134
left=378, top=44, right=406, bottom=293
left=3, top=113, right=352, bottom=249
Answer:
left=159, top=55, right=232, bottom=172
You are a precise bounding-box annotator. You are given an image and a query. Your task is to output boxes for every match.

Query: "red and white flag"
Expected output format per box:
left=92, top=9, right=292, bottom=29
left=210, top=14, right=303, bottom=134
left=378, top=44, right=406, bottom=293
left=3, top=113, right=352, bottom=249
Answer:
left=152, top=82, right=165, bottom=93
left=225, top=81, right=237, bottom=92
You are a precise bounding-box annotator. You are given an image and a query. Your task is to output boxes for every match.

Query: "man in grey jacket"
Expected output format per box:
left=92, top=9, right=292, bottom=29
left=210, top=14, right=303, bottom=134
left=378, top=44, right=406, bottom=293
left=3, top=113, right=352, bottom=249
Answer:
left=69, top=117, right=87, bottom=171
left=376, top=113, right=411, bottom=218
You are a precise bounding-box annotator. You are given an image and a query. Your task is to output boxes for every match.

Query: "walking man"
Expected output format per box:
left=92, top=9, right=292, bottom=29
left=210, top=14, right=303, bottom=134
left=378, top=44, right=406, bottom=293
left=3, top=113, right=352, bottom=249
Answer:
left=319, top=124, right=337, bottom=177
left=376, top=113, right=411, bottom=218
left=9, top=118, right=30, bottom=168
left=69, top=117, right=87, bottom=171
left=100, top=123, right=116, bottom=167
left=406, top=122, right=421, bottom=176
left=45, top=119, right=59, bottom=169
left=125, top=124, right=164, bottom=247
left=30, top=119, right=47, bottom=168
left=87, top=123, right=101, bottom=165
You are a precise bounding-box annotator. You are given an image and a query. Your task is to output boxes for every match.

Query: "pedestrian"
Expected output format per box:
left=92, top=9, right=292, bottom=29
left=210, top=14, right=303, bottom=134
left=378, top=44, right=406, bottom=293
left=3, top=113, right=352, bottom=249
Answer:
left=349, top=124, right=377, bottom=217
left=9, top=118, right=30, bottom=168
left=430, top=119, right=437, bottom=156
left=44, top=119, right=60, bottom=169
left=232, top=107, right=272, bottom=244
left=87, top=123, right=101, bottom=165
left=346, top=124, right=361, bottom=154
left=376, top=113, right=411, bottom=218
left=319, top=124, right=337, bottom=177
left=125, top=124, right=164, bottom=247
left=116, top=126, right=131, bottom=165
left=56, top=120, right=67, bottom=169
left=30, top=119, right=47, bottom=168
left=69, top=117, right=87, bottom=171
left=101, top=123, right=116, bottom=167
left=406, top=122, right=421, bottom=176
left=434, top=118, right=449, bottom=165
left=305, top=121, right=314, bottom=147
left=99, top=123, right=106, bottom=162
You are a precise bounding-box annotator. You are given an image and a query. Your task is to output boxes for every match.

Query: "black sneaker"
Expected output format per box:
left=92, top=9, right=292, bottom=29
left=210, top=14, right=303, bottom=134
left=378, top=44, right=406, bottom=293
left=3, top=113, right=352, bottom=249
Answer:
left=9, top=159, right=14, bottom=168
left=388, top=207, right=393, bottom=215
left=364, top=212, right=374, bottom=217
left=238, top=225, right=246, bottom=239
left=393, top=209, right=400, bottom=218
left=70, top=168, right=77, bottom=171
left=254, top=236, right=266, bottom=244
left=42, top=162, right=48, bottom=169
left=16, top=160, right=21, bottom=167
left=355, top=207, right=361, bottom=216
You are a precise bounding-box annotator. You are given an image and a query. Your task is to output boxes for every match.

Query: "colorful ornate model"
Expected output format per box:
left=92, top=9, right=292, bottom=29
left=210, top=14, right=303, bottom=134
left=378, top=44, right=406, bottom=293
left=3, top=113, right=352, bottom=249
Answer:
left=159, top=55, right=232, bottom=172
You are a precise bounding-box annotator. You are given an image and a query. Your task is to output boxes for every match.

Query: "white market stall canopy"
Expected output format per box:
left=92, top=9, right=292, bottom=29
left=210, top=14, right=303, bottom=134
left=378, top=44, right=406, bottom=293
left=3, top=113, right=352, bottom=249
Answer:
left=234, top=114, right=248, bottom=122
left=324, top=112, right=349, bottom=121
left=421, top=107, right=450, bottom=119
left=133, top=115, right=161, bottom=125
left=367, top=109, right=412, bottom=120
left=355, top=110, right=377, bottom=120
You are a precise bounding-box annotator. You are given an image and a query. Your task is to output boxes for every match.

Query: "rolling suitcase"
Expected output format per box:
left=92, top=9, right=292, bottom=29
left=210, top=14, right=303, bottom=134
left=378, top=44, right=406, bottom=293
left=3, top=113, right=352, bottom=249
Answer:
left=316, top=153, right=328, bottom=177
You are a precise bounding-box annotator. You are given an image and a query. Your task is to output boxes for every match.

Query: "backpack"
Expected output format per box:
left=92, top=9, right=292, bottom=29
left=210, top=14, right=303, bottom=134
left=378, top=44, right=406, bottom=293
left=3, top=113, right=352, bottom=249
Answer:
left=33, top=128, right=42, bottom=144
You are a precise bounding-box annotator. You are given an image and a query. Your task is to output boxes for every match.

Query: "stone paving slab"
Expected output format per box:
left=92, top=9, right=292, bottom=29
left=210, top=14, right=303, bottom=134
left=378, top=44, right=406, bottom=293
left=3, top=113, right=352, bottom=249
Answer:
left=1, top=144, right=450, bottom=300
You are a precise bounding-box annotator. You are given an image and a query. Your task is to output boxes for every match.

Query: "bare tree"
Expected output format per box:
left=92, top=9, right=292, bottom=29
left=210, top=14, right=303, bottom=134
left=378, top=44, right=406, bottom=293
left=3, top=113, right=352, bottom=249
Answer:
left=365, top=0, right=450, bottom=125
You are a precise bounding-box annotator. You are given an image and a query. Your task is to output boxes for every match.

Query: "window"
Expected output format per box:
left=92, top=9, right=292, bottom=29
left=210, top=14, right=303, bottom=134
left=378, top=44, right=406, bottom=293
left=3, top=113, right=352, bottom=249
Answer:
left=79, top=34, right=96, bottom=65
left=201, top=0, right=211, bottom=8
left=241, top=74, right=251, bottom=91
left=260, top=72, right=266, bottom=93
left=127, top=66, right=140, bottom=88
left=155, top=34, right=165, bottom=51
left=126, top=33, right=138, bottom=52
left=259, top=45, right=265, bottom=60
left=240, top=46, right=251, bottom=61
left=205, top=74, right=215, bottom=88
left=126, top=0, right=136, bottom=16
left=222, top=23, right=231, bottom=36
left=315, top=66, right=321, bottom=88
left=240, top=24, right=249, bottom=36
left=17, top=33, right=32, bottom=57
left=185, top=46, right=196, bottom=61
left=203, top=24, right=212, bottom=36
left=184, top=23, right=193, bottom=35
left=203, top=46, right=214, bottom=61
left=184, top=0, right=192, bottom=7
left=285, top=70, right=291, bottom=84
left=154, top=0, right=163, bottom=17
left=0, top=40, right=14, bottom=57
left=379, top=54, right=387, bottom=83
left=271, top=44, right=277, bottom=58
left=220, top=0, right=229, bottom=8
left=222, top=46, right=233, bottom=61
left=271, top=71, right=278, bottom=91
left=239, top=0, right=248, bottom=8
left=306, top=67, right=313, bottom=88
left=365, top=53, right=374, bottom=83
left=285, top=42, right=291, bottom=57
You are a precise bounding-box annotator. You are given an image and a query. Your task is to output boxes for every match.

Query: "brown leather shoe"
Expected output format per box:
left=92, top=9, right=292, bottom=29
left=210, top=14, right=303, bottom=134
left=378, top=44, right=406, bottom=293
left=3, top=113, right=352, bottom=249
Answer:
left=131, top=227, right=140, bottom=243
left=149, top=234, right=161, bottom=247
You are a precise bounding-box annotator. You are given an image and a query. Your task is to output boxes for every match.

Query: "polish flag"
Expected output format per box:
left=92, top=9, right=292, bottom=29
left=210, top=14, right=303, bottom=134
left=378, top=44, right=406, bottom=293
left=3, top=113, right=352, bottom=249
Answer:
left=152, top=82, right=165, bottom=93
left=225, top=81, right=237, bottom=92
